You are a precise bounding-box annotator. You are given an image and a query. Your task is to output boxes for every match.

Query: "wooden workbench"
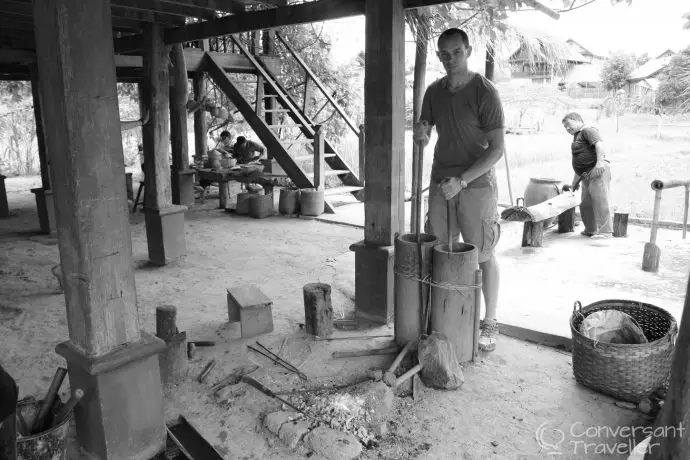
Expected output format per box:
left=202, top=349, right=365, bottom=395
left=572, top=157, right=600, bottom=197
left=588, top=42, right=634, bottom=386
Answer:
left=194, top=167, right=289, bottom=209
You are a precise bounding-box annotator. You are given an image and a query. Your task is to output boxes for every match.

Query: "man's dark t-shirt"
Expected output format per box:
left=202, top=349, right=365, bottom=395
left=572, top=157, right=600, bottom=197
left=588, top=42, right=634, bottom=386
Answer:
left=0, top=364, right=17, bottom=422
left=571, top=126, right=603, bottom=176
left=420, top=73, right=504, bottom=187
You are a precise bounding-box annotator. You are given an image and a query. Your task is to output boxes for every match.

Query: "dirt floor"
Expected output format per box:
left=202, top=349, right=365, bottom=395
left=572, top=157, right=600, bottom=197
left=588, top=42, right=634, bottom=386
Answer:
left=1, top=175, right=688, bottom=459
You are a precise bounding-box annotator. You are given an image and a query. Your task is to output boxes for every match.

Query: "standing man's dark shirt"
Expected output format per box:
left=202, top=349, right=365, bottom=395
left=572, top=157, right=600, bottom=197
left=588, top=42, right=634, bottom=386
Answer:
left=571, top=126, right=603, bottom=176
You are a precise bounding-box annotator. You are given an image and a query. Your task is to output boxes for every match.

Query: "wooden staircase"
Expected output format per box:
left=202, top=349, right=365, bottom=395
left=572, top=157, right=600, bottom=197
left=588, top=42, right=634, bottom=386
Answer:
left=200, top=34, right=363, bottom=214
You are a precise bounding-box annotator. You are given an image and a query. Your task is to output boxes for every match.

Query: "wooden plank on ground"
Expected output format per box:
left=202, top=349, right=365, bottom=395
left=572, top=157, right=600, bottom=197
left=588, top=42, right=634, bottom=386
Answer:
left=501, top=192, right=580, bottom=223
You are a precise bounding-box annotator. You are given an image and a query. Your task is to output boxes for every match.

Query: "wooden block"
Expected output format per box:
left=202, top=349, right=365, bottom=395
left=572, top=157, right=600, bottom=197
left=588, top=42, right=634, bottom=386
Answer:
left=613, top=212, right=629, bottom=237
left=303, top=283, right=333, bottom=337
left=557, top=208, right=575, bottom=233
left=227, top=285, right=274, bottom=338
left=521, top=221, right=544, bottom=247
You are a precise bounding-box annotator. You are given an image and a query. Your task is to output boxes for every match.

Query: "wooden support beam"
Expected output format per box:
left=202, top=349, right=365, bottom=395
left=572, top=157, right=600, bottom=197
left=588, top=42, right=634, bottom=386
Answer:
left=363, top=0, right=405, bottom=246
left=29, top=63, right=50, bottom=191
left=169, top=43, right=194, bottom=206
left=193, top=72, right=208, bottom=164
left=111, top=0, right=220, bottom=19
left=142, top=22, right=187, bottom=265
left=33, top=0, right=140, bottom=356
left=165, top=0, right=366, bottom=44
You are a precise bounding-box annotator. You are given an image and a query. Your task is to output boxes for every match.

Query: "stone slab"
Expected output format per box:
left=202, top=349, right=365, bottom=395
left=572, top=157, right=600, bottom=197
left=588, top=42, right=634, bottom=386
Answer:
left=278, top=419, right=310, bottom=448
left=304, top=426, right=362, bottom=460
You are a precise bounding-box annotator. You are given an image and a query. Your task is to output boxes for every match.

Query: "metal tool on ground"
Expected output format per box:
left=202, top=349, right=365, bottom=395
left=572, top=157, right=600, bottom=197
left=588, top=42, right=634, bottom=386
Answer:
left=248, top=342, right=307, bottom=380
left=332, top=345, right=400, bottom=359
left=197, top=360, right=216, bottom=384
left=209, top=364, right=260, bottom=395
left=190, top=341, right=215, bottom=347
left=241, top=375, right=303, bottom=413
left=31, top=367, right=67, bottom=434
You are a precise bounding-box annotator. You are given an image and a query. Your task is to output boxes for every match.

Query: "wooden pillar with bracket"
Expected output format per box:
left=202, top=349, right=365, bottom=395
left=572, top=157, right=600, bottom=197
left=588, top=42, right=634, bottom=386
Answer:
left=169, top=43, right=195, bottom=206
left=352, top=0, right=405, bottom=324
left=142, top=23, right=187, bottom=266
left=32, top=1, right=166, bottom=458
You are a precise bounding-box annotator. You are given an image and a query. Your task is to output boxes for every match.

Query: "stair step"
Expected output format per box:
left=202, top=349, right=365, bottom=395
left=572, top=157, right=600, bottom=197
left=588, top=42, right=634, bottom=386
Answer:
left=306, top=169, right=350, bottom=177
left=323, top=186, right=364, bottom=196
left=293, top=153, right=336, bottom=161
left=264, top=108, right=290, bottom=112
left=281, top=139, right=313, bottom=145
left=268, top=124, right=303, bottom=128
left=263, top=94, right=280, bottom=98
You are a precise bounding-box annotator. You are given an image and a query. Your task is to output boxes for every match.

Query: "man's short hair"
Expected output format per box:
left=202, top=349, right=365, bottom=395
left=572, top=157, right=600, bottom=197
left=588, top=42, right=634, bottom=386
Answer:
left=562, top=112, right=583, bottom=123
left=220, top=130, right=231, bottom=138
left=236, top=136, right=246, bottom=144
left=438, top=28, right=470, bottom=48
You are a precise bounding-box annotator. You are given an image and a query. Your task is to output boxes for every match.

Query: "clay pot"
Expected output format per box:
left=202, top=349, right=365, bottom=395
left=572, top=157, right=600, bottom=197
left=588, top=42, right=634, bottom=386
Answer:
left=524, top=177, right=563, bottom=228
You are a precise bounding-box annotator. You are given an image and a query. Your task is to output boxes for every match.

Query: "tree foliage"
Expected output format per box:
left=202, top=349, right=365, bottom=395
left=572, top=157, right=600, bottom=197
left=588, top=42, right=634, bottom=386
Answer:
left=656, top=46, right=690, bottom=111
left=600, top=52, right=635, bottom=91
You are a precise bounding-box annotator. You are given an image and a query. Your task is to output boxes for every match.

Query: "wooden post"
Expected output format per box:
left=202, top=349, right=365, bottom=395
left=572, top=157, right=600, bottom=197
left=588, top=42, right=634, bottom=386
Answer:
left=352, top=0, right=405, bottom=324
left=169, top=43, right=193, bottom=206
left=613, top=212, right=629, bottom=237
left=193, top=73, right=207, bottom=164
left=0, top=175, right=8, bottom=218
left=522, top=221, right=544, bottom=248
left=303, top=283, right=333, bottom=337
left=155, top=305, right=187, bottom=385
left=142, top=22, right=187, bottom=266
left=358, top=123, right=365, bottom=186
left=557, top=209, right=575, bottom=233
left=642, top=189, right=663, bottom=273
left=302, top=76, right=310, bottom=114
left=683, top=185, right=690, bottom=239
left=255, top=75, right=264, bottom=116
left=313, top=125, right=324, bottom=190
left=645, top=270, right=690, bottom=459
left=32, top=1, right=166, bottom=458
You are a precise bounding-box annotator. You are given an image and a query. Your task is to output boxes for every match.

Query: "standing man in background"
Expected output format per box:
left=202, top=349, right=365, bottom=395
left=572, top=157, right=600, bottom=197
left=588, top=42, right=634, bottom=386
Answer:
left=562, top=112, right=612, bottom=238
left=413, top=28, right=505, bottom=352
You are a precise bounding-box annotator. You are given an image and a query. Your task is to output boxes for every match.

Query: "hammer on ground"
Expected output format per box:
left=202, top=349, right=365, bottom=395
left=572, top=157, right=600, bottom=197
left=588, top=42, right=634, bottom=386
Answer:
left=369, top=340, right=417, bottom=388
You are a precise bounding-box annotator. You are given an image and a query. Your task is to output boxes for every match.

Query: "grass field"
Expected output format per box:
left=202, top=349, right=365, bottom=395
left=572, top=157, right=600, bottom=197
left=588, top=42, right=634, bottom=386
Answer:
left=335, top=86, right=690, bottom=224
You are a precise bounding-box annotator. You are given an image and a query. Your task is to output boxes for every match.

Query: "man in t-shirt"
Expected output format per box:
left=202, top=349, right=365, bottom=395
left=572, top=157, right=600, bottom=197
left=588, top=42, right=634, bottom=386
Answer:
left=562, top=112, right=612, bottom=237
left=0, top=364, right=18, bottom=458
left=413, top=28, right=505, bottom=352
left=232, top=136, right=266, bottom=164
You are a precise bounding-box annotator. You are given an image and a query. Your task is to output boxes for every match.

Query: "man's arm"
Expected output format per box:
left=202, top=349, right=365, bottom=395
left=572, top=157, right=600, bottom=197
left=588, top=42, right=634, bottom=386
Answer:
left=459, top=128, right=504, bottom=184
left=587, top=133, right=607, bottom=179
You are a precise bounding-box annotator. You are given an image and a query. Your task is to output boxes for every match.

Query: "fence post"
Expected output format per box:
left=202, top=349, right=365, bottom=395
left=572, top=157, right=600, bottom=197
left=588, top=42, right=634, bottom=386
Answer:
left=313, top=125, right=324, bottom=190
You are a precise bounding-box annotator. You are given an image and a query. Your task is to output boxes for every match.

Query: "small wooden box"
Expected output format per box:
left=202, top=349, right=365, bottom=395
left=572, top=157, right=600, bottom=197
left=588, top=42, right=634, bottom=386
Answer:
left=227, top=285, right=274, bottom=338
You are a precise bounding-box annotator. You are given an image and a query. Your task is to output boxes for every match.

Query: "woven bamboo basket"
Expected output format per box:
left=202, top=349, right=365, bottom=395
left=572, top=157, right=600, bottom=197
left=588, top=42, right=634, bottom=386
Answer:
left=570, top=299, right=677, bottom=402
left=249, top=193, right=274, bottom=219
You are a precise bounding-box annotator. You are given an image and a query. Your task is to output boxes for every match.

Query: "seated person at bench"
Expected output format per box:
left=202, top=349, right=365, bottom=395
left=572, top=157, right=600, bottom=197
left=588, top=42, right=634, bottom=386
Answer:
left=232, top=136, right=266, bottom=164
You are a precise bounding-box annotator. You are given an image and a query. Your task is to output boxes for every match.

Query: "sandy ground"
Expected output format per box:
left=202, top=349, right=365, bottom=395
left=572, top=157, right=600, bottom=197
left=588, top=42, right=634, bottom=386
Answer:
left=1, top=175, right=687, bottom=459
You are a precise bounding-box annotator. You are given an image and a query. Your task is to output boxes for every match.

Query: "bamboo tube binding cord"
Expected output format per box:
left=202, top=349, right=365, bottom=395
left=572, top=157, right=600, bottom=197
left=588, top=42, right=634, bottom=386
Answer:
left=430, top=242, right=481, bottom=363
left=394, top=233, right=437, bottom=346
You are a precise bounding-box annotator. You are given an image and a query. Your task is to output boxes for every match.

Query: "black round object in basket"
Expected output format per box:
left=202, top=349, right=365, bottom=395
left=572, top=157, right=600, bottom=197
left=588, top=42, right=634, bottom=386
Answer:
left=570, top=299, right=677, bottom=403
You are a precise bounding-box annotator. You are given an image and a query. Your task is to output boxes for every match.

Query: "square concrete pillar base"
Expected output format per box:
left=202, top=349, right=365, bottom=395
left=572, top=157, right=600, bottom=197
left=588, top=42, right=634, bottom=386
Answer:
left=31, top=187, right=56, bottom=234
left=350, top=240, right=395, bottom=325
left=0, top=175, right=9, bottom=218
left=144, top=204, right=187, bottom=266
left=55, top=332, right=167, bottom=460
left=172, top=170, right=196, bottom=207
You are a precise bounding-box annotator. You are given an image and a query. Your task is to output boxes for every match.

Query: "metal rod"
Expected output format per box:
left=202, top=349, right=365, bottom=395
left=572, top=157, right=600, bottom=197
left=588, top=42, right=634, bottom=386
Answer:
left=649, top=189, right=663, bottom=245
left=472, top=269, right=483, bottom=362
left=251, top=343, right=308, bottom=380
left=255, top=341, right=302, bottom=373
left=683, top=186, right=689, bottom=240
left=447, top=199, right=453, bottom=253
left=503, top=147, right=515, bottom=205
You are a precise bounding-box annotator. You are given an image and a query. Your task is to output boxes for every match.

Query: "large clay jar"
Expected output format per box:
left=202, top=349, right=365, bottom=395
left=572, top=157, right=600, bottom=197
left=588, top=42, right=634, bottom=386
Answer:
left=524, top=178, right=563, bottom=229
left=279, top=189, right=301, bottom=216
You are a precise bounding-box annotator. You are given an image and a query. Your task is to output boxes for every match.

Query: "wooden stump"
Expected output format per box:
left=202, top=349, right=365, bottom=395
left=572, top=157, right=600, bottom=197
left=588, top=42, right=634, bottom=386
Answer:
left=303, top=283, right=333, bottom=337
left=557, top=208, right=575, bottom=233
left=642, top=242, right=661, bottom=273
left=156, top=305, right=178, bottom=341
left=613, top=212, right=628, bottom=237
left=522, top=221, right=544, bottom=247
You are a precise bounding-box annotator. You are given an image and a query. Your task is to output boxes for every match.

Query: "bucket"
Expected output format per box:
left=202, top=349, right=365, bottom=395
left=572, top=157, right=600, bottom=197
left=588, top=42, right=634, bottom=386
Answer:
left=279, top=189, right=301, bottom=216
left=16, top=398, right=72, bottom=460
left=249, top=194, right=274, bottom=219
left=300, top=188, right=325, bottom=217
left=236, top=192, right=253, bottom=215
left=394, top=233, right=437, bottom=346
left=430, top=242, right=480, bottom=363
left=524, top=178, right=562, bottom=229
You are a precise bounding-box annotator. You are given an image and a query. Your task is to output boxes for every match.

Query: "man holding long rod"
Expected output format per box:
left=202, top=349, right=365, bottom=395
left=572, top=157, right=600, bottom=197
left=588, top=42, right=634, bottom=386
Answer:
left=413, top=28, right=506, bottom=352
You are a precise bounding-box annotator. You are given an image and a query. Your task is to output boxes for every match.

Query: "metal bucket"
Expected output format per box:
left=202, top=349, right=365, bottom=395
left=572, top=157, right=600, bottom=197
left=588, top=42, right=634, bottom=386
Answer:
left=16, top=398, right=71, bottom=460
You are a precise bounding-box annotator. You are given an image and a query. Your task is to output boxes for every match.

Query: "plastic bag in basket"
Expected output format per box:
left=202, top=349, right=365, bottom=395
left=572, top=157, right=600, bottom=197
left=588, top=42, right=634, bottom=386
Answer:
left=580, top=310, right=648, bottom=344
